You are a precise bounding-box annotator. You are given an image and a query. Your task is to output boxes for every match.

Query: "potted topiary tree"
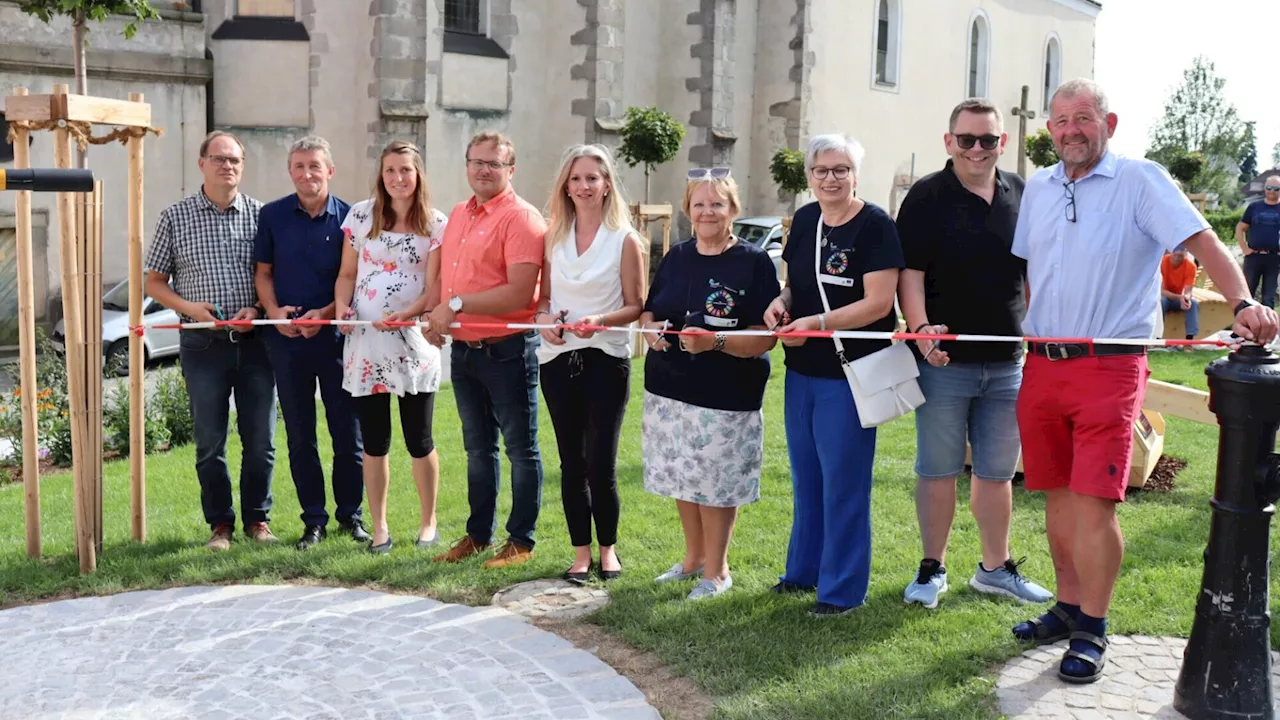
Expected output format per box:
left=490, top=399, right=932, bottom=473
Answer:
left=617, top=105, right=686, bottom=203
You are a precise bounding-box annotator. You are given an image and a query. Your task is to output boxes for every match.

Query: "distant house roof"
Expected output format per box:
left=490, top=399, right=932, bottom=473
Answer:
left=1244, top=169, right=1280, bottom=199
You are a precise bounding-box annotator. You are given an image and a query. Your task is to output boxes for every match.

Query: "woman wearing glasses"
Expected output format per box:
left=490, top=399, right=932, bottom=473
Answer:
left=535, top=145, right=646, bottom=583
left=638, top=168, right=781, bottom=600
left=335, top=140, right=447, bottom=554
left=765, top=133, right=905, bottom=616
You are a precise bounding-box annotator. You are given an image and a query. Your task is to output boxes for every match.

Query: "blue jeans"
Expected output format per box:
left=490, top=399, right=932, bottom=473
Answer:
left=914, top=359, right=1022, bottom=481
left=1161, top=296, right=1200, bottom=337
left=179, top=330, right=277, bottom=531
left=1245, top=252, right=1280, bottom=308
left=451, top=331, right=544, bottom=549
left=266, top=328, right=363, bottom=528
left=781, top=370, right=876, bottom=609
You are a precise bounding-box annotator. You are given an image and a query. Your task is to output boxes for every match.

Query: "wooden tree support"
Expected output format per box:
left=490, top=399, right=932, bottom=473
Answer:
left=629, top=203, right=674, bottom=358
left=5, top=86, right=153, bottom=573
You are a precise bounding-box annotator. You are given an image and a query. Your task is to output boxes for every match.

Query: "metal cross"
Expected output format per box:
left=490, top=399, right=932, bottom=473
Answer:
left=1011, top=85, right=1037, bottom=180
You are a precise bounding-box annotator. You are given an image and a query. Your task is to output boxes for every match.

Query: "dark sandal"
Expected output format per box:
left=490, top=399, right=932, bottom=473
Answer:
left=1014, top=604, right=1077, bottom=645
left=1057, top=631, right=1108, bottom=684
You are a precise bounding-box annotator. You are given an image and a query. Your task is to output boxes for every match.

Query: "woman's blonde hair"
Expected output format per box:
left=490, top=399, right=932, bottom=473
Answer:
left=545, top=144, right=639, bottom=254
left=682, top=175, right=742, bottom=221
left=369, top=140, right=435, bottom=238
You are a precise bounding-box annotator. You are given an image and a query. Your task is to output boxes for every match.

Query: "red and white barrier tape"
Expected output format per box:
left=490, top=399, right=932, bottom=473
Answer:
left=127, top=318, right=1245, bottom=348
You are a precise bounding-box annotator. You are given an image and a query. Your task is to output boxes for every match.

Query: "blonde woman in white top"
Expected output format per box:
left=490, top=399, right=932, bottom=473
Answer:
left=536, top=144, right=646, bottom=583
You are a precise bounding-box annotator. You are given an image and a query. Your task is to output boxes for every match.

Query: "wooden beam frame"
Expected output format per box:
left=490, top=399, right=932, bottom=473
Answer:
left=4, top=92, right=151, bottom=128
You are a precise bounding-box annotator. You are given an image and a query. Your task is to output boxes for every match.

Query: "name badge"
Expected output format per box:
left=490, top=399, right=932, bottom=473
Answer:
left=702, top=315, right=739, bottom=328
left=819, top=274, right=855, bottom=287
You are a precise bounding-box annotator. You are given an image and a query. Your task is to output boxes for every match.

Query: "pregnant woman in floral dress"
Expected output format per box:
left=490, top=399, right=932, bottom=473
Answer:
left=335, top=140, right=447, bottom=554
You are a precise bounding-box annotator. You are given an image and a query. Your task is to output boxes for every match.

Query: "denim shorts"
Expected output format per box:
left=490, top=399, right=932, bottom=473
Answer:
left=914, top=358, right=1023, bottom=481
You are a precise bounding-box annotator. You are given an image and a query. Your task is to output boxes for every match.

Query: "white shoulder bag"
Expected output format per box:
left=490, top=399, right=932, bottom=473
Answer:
left=813, top=215, right=925, bottom=428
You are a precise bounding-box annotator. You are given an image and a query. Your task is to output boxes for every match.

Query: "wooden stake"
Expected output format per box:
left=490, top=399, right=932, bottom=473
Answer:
left=52, top=84, right=94, bottom=574
left=88, top=181, right=103, bottom=551
left=11, top=87, right=41, bottom=559
left=128, top=92, right=146, bottom=543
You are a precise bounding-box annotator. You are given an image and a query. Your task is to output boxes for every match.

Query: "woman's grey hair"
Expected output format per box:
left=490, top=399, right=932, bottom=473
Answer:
left=1050, top=78, right=1110, bottom=117
left=804, top=133, right=867, bottom=179
left=288, top=135, right=334, bottom=167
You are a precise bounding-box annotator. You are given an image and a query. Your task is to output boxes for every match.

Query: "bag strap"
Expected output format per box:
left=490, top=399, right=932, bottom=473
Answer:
left=813, top=217, right=847, bottom=362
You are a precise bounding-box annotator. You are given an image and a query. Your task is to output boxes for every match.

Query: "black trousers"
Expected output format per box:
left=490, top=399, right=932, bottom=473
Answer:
left=539, top=348, right=630, bottom=547
left=353, top=391, right=436, bottom=458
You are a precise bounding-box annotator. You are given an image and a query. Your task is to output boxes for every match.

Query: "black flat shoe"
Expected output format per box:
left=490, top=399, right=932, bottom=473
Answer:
left=339, top=518, right=372, bottom=543
left=295, top=525, right=326, bottom=551
left=564, top=562, right=593, bottom=584
left=598, top=556, right=623, bottom=581
left=368, top=535, right=393, bottom=555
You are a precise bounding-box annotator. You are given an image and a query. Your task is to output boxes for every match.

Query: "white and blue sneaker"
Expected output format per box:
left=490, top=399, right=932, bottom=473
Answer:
left=969, top=557, right=1054, bottom=604
left=904, top=559, right=949, bottom=609
left=687, top=575, right=732, bottom=600
left=654, top=562, right=704, bottom=584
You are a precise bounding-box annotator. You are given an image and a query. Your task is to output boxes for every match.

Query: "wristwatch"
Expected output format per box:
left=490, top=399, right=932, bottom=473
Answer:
left=1234, top=298, right=1261, bottom=316
left=448, top=295, right=464, bottom=313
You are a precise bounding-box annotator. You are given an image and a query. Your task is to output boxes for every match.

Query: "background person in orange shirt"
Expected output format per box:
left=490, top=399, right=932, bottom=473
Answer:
left=1160, top=246, right=1199, bottom=341
left=426, top=131, right=549, bottom=568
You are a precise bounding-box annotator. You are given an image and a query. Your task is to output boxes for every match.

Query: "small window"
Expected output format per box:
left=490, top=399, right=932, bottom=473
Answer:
left=445, top=0, right=485, bottom=35
left=873, top=0, right=902, bottom=88
left=0, top=114, right=12, bottom=164
left=966, top=10, right=991, bottom=99
left=1043, top=34, right=1062, bottom=113
left=237, top=0, right=294, bottom=17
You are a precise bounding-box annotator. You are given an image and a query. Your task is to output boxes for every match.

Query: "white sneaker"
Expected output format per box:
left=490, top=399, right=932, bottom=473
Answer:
left=904, top=560, right=949, bottom=609
left=687, top=575, right=732, bottom=600
left=969, top=558, right=1054, bottom=604
left=654, top=562, right=704, bottom=584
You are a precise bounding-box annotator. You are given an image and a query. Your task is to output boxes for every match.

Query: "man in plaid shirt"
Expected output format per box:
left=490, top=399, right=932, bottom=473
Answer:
left=145, top=130, right=278, bottom=551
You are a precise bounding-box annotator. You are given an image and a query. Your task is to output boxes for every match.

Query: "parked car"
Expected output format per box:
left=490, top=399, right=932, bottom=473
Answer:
left=52, top=279, right=181, bottom=376
left=733, top=216, right=786, bottom=282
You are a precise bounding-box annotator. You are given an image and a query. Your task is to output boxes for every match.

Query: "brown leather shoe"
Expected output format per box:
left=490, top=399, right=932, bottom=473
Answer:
left=245, top=522, right=279, bottom=544
left=483, top=541, right=534, bottom=569
left=205, top=523, right=233, bottom=552
left=432, top=535, right=490, bottom=563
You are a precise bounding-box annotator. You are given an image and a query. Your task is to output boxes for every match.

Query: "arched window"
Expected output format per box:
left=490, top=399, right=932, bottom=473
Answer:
left=873, top=0, right=902, bottom=88
left=965, top=10, right=990, bottom=99
left=1043, top=34, right=1062, bottom=113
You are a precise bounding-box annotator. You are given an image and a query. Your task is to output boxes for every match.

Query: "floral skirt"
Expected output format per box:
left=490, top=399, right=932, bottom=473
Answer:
left=641, top=391, right=763, bottom=508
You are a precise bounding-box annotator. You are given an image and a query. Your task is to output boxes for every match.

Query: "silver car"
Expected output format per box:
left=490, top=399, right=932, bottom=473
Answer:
left=733, top=216, right=786, bottom=281
left=52, top=279, right=181, bottom=376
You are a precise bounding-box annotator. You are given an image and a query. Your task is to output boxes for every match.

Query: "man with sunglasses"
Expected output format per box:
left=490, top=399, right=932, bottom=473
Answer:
left=1009, top=78, right=1277, bottom=686
left=1236, top=175, right=1280, bottom=307
left=897, top=99, right=1051, bottom=611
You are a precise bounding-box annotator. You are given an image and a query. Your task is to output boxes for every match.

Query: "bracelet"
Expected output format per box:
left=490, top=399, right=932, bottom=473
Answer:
left=819, top=313, right=826, bottom=331
left=713, top=332, right=727, bottom=352
left=913, top=323, right=930, bottom=333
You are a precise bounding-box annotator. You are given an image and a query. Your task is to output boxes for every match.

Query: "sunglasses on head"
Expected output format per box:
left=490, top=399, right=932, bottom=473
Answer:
left=688, top=167, right=731, bottom=180
left=954, top=134, right=1001, bottom=150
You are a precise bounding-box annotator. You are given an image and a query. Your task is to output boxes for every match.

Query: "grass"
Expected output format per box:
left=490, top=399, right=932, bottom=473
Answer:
left=2, top=347, right=1277, bottom=719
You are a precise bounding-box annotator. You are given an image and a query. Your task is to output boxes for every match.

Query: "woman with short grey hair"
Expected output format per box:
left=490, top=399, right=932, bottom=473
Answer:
left=765, top=132, right=904, bottom=617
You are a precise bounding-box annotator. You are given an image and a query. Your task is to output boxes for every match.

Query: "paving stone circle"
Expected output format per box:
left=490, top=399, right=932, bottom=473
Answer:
left=997, top=634, right=1280, bottom=718
left=0, top=584, right=658, bottom=720
left=492, top=579, right=611, bottom=620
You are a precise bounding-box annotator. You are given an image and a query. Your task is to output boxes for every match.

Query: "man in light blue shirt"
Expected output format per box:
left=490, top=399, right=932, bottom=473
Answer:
left=1008, top=78, right=1278, bottom=686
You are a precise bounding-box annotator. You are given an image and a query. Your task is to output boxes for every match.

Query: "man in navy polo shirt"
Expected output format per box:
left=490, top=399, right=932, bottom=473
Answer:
left=254, top=135, right=369, bottom=550
left=1237, top=174, right=1280, bottom=307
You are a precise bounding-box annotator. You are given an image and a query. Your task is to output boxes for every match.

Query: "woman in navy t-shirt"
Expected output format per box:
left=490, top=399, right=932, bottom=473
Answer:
left=638, top=171, right=781, bottom=601
left=765, top=133, right=905, bottom=616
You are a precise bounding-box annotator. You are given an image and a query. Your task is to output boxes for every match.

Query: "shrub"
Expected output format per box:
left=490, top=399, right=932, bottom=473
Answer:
left=47, top=414, right=73, bottom=467
left=152, top=365, right=193, bottom=447
left=1026, top=129, right=1059, bottom=169
left=0, top=383, right=65, bottom=469
left=103, top=383, right=170, bottom=456
left=1205, top=208, right=1244, bottom=245
left=770, top=148, right=808, bottom=196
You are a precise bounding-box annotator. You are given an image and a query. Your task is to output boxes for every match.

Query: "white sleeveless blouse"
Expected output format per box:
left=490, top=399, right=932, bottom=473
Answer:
left=535, top=223, right=632, bottom=364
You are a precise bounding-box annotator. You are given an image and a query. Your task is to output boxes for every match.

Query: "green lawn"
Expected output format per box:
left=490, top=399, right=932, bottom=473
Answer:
left=1, top=348, right=1276, bottom=719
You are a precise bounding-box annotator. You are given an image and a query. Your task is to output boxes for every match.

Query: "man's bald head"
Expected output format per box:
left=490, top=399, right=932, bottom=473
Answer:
left=1266, top=175, right=1280, bottom=204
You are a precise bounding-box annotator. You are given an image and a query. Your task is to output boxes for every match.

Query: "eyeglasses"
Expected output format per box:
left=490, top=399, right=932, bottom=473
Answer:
left=688, top=167, right=731, bottom=180
left=1266, top=185, right=1280, bottom=191
left=466, top=159, right=512, bottom=171
left=1063, top=180, right=1077, bottom=223
left=810, top=166, right=852, bottom=180
left=205, top=155, right=243, bottom=168
left=954, top=134, right=1001, bottom=150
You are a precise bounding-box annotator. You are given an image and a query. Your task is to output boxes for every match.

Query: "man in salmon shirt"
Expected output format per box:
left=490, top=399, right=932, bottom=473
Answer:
left=1160, top=246, right=1200, bottom=342
left=426, top=131, right=548, bottom=568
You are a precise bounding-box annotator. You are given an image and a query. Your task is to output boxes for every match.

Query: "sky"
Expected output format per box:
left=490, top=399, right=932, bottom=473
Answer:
left=1094, top=0, right=1279, bottom=172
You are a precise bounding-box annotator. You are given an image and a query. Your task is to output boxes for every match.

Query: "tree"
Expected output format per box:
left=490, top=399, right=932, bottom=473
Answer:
left=617, top=105, right=686, bottom=202
left=1238, top=120, right=1258, bottom=184
left=1145, top=56, right=1248, bottom=196
left=1025, top=129, right=1059, bottom=169
left=769, top=147, right=808, bottom=197
left=1271, top=141, right=1280, bottom=170
left=19, top=1, right=161, bottom=166
left=1166, top=149, right=1205, bottom=186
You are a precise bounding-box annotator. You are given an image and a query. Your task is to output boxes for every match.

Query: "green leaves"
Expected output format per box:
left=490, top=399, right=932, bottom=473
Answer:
left=769, top=148, right=808, bottom=195
left=617, top=105, right=686, bottom=173
left=1024, top=129, right=1059, bottom=169
left=1145, top=55, right=1249, bottom=198
left=17, top=0, right=161, bottom=39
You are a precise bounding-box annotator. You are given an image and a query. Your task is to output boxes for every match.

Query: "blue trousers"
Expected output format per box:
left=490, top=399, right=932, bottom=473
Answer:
left=781, top=370, right=876, bottom=608
left=451, top=331, right=545, bottom=549
left=266, top=328, right=364, bottom=528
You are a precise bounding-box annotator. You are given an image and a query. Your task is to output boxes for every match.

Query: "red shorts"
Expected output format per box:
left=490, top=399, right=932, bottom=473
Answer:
left=1016, top=353, right=1150, bottom=502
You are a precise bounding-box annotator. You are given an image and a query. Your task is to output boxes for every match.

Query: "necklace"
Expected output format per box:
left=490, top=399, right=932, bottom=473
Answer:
left=820, top=203, right=855, bottom=247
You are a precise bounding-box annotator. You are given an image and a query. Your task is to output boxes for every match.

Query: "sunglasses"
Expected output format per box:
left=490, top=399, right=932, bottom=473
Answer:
left=954, top=134, right=1001, bottom=150
left=688, top=167, right=731, bottom=180
left=1266, top=185, right=1280, bottom=191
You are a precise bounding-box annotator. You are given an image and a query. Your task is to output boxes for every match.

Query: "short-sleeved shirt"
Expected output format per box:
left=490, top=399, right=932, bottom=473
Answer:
left=438, top=186, right=547, bottom=342
left=1012, top=151, right=1210, bottom=340
left=253, top=192, right=351, bottom=318
left=897, top=160, right=1027, bottom=363
left=144, top=187, right=263, bottom=321
left=643, top=239, right=780, bottom=412
left=782, top=201, right=904, bottom=378
left=1160, top=254, right=1197, bottom=295
left=1242, top=199, right=1280, bottom=252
